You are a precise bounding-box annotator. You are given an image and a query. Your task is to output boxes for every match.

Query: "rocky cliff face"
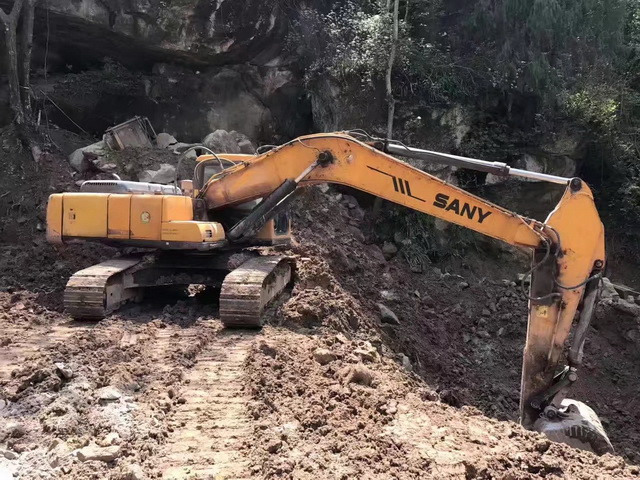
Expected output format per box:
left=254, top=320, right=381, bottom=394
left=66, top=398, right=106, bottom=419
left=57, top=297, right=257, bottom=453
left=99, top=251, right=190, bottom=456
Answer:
left=21, top=0, right=293, bottom=66
left=0, top=0, right=311, bottom=143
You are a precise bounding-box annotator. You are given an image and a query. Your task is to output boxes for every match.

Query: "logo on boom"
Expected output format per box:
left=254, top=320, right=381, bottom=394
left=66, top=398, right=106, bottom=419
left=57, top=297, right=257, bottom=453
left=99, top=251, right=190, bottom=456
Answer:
left=433, top=193, right=492, bottom=224
left=367, top=166, right=426, bottom=202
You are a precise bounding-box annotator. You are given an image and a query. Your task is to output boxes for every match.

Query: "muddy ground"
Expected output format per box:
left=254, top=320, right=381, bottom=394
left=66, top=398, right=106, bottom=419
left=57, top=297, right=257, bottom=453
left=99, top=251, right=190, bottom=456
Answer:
left=0, top=127, right=639, bottom=479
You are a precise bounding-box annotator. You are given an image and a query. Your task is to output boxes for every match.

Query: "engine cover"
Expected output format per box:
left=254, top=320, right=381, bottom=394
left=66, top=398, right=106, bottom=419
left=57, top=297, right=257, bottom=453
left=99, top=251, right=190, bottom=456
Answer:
left=80, top=180, right=181, bottom=195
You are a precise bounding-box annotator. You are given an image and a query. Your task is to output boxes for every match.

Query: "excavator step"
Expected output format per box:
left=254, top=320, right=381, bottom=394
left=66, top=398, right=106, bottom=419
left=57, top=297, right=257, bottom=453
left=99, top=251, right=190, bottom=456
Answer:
left=219, top=256, right=292, bottom=328
left=64, top=256, right=144, bottom=319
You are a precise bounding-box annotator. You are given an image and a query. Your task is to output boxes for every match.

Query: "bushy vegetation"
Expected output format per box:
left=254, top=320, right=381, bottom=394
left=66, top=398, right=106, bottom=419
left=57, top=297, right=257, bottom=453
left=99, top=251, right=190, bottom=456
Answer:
left=291, top=0, right=640, bottom=260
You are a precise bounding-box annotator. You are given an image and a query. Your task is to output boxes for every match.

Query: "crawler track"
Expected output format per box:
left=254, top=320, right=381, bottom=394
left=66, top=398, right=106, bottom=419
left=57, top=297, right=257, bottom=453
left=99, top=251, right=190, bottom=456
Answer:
left=220, top=255, right=292, bottom=327
left=64, top=256, right=143, bottom=319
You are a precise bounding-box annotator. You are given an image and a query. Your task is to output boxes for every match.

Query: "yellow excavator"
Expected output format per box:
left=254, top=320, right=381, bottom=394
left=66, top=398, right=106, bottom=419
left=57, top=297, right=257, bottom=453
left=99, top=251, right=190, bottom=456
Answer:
left=47, top=131, right=611, bottom=455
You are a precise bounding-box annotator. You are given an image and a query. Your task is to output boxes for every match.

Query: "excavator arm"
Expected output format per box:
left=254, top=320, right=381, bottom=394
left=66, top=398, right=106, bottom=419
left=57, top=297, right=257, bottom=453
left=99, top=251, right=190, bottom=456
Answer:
left=199, top=132, right=610, bottom=453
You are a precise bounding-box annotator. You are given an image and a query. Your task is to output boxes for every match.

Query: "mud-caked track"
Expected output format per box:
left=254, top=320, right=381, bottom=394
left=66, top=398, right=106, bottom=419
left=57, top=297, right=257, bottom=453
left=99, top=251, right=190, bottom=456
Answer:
left=159, top=330, right=256, bottom=480
left=0, top=291, right=264, bottom=479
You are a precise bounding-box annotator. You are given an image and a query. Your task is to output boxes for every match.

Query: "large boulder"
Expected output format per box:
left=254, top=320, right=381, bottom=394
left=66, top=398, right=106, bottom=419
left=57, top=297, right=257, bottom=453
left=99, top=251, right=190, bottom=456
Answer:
left=230, top=131, right=256, bottom=154
left=138, top=164, right=176, bottom=184
left=156, top=132, right=178, bottom=149
left=203, top=130, right=241, bottom=154
left=68, top=141, right=110, bottom=173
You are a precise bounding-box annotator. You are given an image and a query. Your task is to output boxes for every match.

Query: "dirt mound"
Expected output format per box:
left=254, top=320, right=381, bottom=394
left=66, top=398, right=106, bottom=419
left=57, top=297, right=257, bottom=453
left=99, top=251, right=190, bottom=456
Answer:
left=245, top=331, right=636, bottom=479
left=283, top=186, right=640, bottom=464
left=0, top=125, right=114, bottom=308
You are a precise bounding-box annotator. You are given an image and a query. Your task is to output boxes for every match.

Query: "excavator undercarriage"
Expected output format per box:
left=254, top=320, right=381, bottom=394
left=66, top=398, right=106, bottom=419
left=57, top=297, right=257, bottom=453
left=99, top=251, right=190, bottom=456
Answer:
left=63, top=249, right=292, bottom=325
left=46, top=131, right=613, bottom=455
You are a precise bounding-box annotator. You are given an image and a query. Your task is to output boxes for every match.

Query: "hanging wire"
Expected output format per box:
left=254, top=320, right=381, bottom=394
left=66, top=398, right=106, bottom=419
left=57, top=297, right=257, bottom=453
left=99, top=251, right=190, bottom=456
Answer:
left=256, top=145, right=278, bottom=154
left=44, top=0, right=50, bottom=85
left=37, top=89, right=90, bottom=134
left=296, top=138, right=321, bottom=153
left=174, top=145, right=232, bottom=192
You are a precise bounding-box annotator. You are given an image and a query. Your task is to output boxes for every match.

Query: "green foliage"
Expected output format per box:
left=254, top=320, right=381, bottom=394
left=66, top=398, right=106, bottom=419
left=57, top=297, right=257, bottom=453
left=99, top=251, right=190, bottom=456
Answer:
left=565, top=88, right=619, bottom=130
left=465, top=0, right=627, bottom=100
left=376, top=204, right=479, bottom=268
left=291, top=2, right=400, bottom=82
left=290, top=0, right=459, bottom=100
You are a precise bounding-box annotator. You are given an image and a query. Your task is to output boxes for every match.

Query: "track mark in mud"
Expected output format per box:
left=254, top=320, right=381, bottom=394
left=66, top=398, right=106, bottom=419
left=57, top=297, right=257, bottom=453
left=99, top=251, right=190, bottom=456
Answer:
left=160, top=330, right=256, bottom=480
left=0, top=322, right=93, bottom=382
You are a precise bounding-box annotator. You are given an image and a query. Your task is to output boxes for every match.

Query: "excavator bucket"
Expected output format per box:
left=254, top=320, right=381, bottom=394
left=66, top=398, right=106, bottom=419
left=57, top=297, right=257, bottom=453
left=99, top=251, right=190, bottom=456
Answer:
left=534, top=399, right=613, bottom=455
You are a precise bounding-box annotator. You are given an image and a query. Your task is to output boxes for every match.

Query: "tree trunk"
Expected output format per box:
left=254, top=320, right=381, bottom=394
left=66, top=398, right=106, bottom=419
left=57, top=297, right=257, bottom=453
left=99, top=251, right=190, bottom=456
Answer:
left=0, top=0, right=26, bottom=124
left=386, top=0, right=400, bottom=139
left=4, top=27, right=23, bottom=124
left=374, top=0, right=401, bottom=218
left=20, top=0, right=38, bottom=120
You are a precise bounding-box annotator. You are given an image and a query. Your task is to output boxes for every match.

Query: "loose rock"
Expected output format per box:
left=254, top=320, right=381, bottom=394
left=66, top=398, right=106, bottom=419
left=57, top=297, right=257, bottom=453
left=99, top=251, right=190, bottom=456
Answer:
left=354, top=342, right=379, bottom=363
left=382, top=241, right=399, bottom=259
left=230, top=130, right=256, bottom=154
left=1, top=421, right=25, bottom=441
left=203, top=130, right=241, bottom=154
left=55, top=362, right=73, bottom=380
left=122, top=463, right=146, bottom=480
left=2, top=450, right=18, bottom=460
left=600, top=277, right=620, bottom=299
left=156, top=132, right=178, bottom=149
left=68, top=141, right=108, bottom=172
left=399, top=353, right=413, bottom=372
left=313, top=348, right=336, bottom=365
left=76, top=444, right=122, bottom=462
left=343, top=364, right=374, bottom=386
left=98, top=432, right=120, bottom=446
left=97, top=386, right=122, bottom=402
left=266, top=439, right=283, bottom=454
left=377, top=304, right=400, bottom=325
left=138, top=163, right=176, bottom=184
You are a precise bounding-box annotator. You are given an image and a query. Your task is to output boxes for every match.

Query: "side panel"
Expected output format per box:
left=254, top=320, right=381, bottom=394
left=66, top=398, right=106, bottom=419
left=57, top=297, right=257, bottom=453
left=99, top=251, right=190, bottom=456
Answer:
left=46, top=194, right=64, bottom=244
left=161, top=221, right=225, bottom=242
left=62, top=193, right=109, bottom=238
left=162, top=196, right=193, bottom=222
left=130, top=195, right=163, bottom=240
left=107, top=194, right=131, bottom=239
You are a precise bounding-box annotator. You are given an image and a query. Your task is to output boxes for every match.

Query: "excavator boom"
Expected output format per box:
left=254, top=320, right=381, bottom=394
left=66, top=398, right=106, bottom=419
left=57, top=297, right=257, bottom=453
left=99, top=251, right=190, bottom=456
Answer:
left=197, top=132, right=609, bottom=453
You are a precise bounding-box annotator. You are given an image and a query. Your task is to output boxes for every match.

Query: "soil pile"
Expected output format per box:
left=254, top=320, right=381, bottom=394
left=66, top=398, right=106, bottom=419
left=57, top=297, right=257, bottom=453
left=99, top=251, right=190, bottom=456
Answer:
left=0, top=125, right=114, bottom=307
left=245, top=331, right=635, bottom=479
left=281, top=187, right=640, bottom=463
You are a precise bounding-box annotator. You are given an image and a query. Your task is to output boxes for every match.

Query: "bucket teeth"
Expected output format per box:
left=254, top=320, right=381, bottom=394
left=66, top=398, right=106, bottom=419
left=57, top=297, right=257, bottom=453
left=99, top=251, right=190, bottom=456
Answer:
left=220, top=255, right=292, bottom=328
